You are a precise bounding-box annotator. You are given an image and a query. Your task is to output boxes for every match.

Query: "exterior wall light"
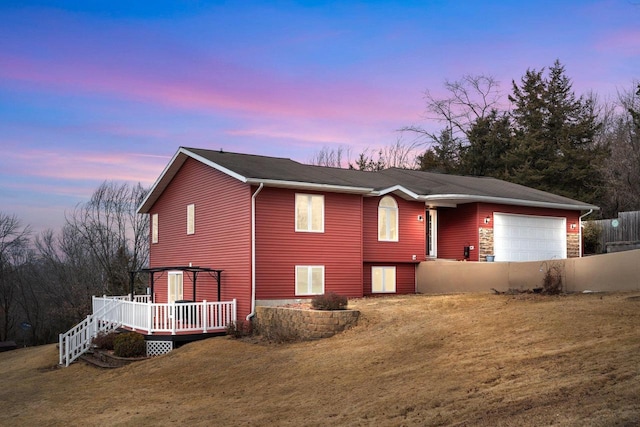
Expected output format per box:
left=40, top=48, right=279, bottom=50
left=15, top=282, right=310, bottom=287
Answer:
left=418, top=215, right=424, bottom=222
left=484, top=216, right=491, bottom=224
left=570, top=223, right=577, bottom=229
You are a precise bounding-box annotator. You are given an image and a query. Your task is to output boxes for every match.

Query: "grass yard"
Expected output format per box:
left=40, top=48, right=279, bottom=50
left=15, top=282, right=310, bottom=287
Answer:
left=1, top=292, right=639, bottom=426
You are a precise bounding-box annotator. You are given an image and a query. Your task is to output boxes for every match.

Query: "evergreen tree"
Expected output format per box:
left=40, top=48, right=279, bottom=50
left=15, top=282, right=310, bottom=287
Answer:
left=417, top=128, right=460, bottom=173
left=508, top=60, right=607, bottom=204
left=459, top=109, right=512, bottom=178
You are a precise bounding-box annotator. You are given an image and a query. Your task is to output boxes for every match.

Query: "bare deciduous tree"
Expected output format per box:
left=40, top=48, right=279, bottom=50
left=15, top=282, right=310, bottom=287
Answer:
left=308, top=145, right=351, bottom=168
left=403, top=74, right=503, bottom=142
left=0, top=213, right=31, bottom=341
left=310, top=139, right=422, bottom=172
left=600, top=82, right=640, bottom=216
left=65, top=181, right=149, bottom=296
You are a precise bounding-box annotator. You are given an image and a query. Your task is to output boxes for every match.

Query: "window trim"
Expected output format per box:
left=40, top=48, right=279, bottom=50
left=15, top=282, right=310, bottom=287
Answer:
left=371, top=266, right=396, bottom=293
left=378, top=196, right=399, bottom=242
left=295, top=194, right=325, bottom=233
left=187, top=203, right=195, bottom=235
left=295, top=265, right=325, bottom=296
left=151, top=213, right=158, bottom=244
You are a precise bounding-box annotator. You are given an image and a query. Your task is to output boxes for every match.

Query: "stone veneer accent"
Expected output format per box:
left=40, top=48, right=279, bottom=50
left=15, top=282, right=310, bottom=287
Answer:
left=567, top=233, right=580, bottom=258
left=479, top=227, right=494, bottom=261
left=255, top=306, right=360, bottom=340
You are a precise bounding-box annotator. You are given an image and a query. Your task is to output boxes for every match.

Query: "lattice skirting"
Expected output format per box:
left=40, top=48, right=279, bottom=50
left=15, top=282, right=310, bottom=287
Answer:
left=146, top=340, right=173, bottom=356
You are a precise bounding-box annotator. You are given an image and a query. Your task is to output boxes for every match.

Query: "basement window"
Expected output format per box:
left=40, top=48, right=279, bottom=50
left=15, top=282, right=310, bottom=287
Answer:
left=295, top=265, right=324, bottom=296
left=372, top=266, right=396, bottom=293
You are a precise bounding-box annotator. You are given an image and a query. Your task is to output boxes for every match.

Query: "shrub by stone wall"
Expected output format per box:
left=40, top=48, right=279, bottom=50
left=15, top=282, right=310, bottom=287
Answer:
left=255, top=306, right=360, bottom=340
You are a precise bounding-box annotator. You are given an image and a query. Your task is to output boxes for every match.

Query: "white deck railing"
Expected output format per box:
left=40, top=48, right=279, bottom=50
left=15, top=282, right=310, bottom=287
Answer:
left=58, top=299, right=121, bottom=367
left=92, top=296, right=237, bottom=335
left=59, top=295, right=236, bottom=367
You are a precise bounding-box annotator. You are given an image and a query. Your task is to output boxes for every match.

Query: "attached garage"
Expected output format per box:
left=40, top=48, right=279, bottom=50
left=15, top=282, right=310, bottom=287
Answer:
left=493, top=213, right=567, bottom=262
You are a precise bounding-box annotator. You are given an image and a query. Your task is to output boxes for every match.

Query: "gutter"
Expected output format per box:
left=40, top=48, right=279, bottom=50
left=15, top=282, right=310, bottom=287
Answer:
left=245, top=178, right=372, bottom=194
left=246, top=183, right=264, bottom=321
left=420, top=194, right=599, bottom=212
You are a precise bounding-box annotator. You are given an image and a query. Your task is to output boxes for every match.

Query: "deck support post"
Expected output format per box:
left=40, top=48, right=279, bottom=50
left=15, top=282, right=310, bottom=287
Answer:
left=202, top=300, right=208, bottom=333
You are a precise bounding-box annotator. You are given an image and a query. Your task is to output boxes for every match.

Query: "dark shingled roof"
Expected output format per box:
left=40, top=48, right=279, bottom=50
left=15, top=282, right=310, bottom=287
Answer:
left=138, top=147, right=598, bottom=213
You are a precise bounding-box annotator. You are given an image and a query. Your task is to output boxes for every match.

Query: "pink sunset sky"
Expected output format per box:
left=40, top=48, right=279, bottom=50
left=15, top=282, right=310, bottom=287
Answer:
left=1, top=1, right=638, bottom=233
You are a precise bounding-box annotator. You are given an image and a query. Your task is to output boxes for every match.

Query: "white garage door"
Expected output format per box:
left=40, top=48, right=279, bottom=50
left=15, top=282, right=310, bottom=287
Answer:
left=493, top=213, right=566, bottom=262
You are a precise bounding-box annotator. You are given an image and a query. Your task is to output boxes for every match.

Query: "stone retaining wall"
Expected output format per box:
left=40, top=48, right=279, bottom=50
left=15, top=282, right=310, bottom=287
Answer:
left=255, top=306, right=360, bottom=340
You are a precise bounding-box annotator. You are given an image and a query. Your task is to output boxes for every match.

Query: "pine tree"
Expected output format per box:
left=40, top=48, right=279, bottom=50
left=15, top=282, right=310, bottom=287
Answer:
left=460, top=109, right=512, bottom=178
left=507, top=60, right=607, bottom=204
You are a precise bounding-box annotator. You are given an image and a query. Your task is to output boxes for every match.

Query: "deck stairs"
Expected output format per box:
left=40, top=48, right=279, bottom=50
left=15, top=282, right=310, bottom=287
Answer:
left=59, top=298, right=122, bottom=367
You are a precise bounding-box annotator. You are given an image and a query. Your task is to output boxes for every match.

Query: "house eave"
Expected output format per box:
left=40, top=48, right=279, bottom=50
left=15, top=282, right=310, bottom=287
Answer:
left=246, top=178, right=373, bottom=194
left=371, top=185, right=420, bottom=200
left=420, top=194, right=599, bottom=211
left=138, top=147, right=250, bottom=214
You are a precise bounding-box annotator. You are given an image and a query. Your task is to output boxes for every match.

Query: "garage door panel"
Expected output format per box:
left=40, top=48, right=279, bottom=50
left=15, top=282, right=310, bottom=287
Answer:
left=494, top=213, right=566, bottom=262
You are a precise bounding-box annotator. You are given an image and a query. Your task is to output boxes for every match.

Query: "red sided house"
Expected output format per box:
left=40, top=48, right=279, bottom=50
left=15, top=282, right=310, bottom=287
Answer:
left=59, top=147, right=597, bottom=365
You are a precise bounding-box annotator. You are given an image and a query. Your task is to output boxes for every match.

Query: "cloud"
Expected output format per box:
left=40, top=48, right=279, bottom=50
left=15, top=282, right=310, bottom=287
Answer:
left=0, top=51, right=419, bottom=126
left=2, top=149, right=169, bottom=185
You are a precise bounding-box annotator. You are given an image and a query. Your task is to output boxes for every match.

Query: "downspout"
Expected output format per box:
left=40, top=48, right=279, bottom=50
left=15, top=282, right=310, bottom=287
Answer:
left=579, top=209, right=594, bottom=257
left=246, top=183, right=264, bottom=321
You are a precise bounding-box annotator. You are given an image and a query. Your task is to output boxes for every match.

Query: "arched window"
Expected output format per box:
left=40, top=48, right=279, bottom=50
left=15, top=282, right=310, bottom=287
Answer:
left=378, top=196, right=398, bottom=241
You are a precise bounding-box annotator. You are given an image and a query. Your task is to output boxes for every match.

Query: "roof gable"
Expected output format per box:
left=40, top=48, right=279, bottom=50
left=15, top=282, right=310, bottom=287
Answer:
left=138, top=147, right=598, bottom=213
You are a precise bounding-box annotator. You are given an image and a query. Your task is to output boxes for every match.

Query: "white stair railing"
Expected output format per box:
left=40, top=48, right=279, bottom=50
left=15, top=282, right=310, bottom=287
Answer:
left=58, top=297, right=123, bottom=367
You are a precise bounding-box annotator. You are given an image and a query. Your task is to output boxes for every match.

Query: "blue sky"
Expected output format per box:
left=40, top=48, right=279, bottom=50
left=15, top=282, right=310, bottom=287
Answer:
left=1, top=1, right=638, bottom=233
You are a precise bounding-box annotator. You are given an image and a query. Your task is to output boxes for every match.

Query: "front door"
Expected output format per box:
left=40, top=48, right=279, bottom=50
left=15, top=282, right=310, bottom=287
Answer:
left=168, top=271, right=184, bottom=303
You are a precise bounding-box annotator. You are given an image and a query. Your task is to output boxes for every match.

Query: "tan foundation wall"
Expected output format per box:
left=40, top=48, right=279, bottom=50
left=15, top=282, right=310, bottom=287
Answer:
left=417, top=249, right=640, bottom=294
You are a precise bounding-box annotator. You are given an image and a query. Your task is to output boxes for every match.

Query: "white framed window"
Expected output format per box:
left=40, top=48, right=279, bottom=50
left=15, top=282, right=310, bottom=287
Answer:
left=372, top=266, right=396, bottom=293
left=168, top=271, right=184, bottom=304
left=295, top=265, right=324, bottom=296
left=152, top=213, right=158, bottom=244
left=187, top=204, right=195, bottom=235
left=295, top=194, right=324, bottom=232
left=378, top=196, right=398, bottom=241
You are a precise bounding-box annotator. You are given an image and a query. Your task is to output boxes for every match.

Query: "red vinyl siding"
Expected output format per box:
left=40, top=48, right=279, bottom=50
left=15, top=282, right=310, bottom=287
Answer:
left=255, top=187, right=363, bottom=299
left=363, top=196, right=426, bottom=263
left=149, top=158, right=253, bottom=319
left=437, top=202, right=582, bottom=261
left=363, top=263, right=415, bottom=296
left=437, top=203, right=480, bottom=261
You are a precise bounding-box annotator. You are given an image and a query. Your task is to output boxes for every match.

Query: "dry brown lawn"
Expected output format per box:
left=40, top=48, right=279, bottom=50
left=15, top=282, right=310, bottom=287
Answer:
left=1, top=292, right=639, bottom=426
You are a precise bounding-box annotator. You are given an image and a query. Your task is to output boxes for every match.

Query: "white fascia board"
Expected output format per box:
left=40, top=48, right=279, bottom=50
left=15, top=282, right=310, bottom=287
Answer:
left=421, top=194, right=599, bottom=211
left=137, top=149, right=187, bottom=213
left=183, top=148, right=248, bottom=183
left=373, top=185, right=420, bottom=200
left=246, top=178, right=373, bottom=194
left=137, top=147, right=250, bottom=213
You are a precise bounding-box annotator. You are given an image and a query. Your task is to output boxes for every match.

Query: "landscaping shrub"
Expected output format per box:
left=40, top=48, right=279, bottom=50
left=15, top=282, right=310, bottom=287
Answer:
left=541, top=263, right=564, bottom=295
left=311, top=292, right=348, bottom=310
left=226, top=320, right=253, bottom=339
left=92, top=331, right=118, bottom=350
left=113, top=332, right=146, bottom=358
left=582, top=222, right=602, bottom=254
